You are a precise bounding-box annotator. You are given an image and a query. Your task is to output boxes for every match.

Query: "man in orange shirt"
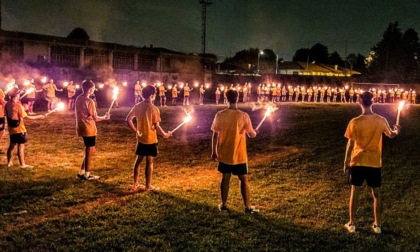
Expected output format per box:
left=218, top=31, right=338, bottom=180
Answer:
left=183, top=83, right=193, bottom=106
left=126, top=85, right=171, bottom=191
left=211, top=89, right=259, bottom=213
left=75, top=81, right=110, bottom=181
left=6, top=88, right=46, bottom=168
left=343, top=91, right=400, bottom=234
left=43, top=79, right=63, bottom=111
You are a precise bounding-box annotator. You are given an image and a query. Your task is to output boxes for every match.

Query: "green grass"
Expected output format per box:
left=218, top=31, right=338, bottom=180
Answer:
left=0, top=102, right=419, bottom=251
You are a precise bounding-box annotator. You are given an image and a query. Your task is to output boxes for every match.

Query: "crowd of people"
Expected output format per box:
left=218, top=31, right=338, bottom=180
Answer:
left=0, top=76, right=407, bottom=233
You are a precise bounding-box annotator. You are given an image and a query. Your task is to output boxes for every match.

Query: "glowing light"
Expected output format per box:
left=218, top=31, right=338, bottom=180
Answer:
left=98, top=83, right=104, bottom=89
left=123, top=82, right=128, bottom=87
left=23, top=80, right=30, bottom=86
left=20, top=87, right=35, bottom=99
left=168, top=84, right=173, bottom=89
left=63, top=82, right=69, bottom=87
left=107, top=87, right=120, bottom=114
left=141, top=82, right=147, bottom=87
left=205, top=84, right=210, bottom=89
left=194, top=82, right=199, bottom=88
left=256, top=106, right=278, bottom=130
left=75, top=84, right=80, bottom=89
left=170, top=112, right=193, bottom=133
left=45, top=102, right=65, bottom=116
left=41, top=77, right=47, bottom=83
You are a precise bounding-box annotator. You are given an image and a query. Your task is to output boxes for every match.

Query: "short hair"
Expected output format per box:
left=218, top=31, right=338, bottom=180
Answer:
left=142, top=85, right=156, bottom=99
left=8, top=87, right=21, bottom=98
left=226, top=89, right=239, bottom=103
left=82, top=80, right=95, bottom=92
left=360, top=91, right=373, bottom=107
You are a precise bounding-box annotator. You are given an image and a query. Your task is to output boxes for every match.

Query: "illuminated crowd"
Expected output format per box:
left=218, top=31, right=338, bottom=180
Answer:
left=0, top=77, right=417, bottom=114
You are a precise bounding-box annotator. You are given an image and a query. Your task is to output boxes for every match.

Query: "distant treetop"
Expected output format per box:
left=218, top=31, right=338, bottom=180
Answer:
left=67, top=27, right=90, bottom=40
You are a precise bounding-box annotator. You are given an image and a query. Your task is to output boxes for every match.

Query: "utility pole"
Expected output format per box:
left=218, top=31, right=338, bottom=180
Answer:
left=200, top=0, right=212, bottom=86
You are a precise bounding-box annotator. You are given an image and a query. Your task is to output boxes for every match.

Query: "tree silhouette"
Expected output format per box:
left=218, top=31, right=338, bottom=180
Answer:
left=67, top=27, right=90, bottom=40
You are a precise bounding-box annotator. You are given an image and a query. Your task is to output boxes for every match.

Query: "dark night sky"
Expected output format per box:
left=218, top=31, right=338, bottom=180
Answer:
left=2, top=0, right=419, bottom=61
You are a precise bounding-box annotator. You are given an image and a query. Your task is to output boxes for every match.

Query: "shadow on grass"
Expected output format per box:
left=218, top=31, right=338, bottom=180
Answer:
left=0, top=190, right=413, bottom=251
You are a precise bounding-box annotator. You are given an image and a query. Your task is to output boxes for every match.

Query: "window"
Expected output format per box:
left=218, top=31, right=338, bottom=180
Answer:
left=51, top=45, right=80, bottom=67
left=0, top=40, right=24, bottom=61
left=113, top=51, right=135, bottom=70
left=84, top=48, right=109, bottom=68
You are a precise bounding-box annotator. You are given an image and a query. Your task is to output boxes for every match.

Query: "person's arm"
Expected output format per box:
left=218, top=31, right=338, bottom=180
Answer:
left=211, top=132, right=219, bottom=161
left=26, top=114, right=47, bottom=120
left=126, top=112, right=137, bottom=134
left=90, top=101, right=109, bottom=122
left=388, top=124, right=400, bottom=138
left=153, top=122, right=171, bottom=138
left=343, top=139, right=354, bottom=174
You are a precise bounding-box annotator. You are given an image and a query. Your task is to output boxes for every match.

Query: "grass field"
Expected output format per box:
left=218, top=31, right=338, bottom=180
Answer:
left=0, top=102, right=419, bottom=251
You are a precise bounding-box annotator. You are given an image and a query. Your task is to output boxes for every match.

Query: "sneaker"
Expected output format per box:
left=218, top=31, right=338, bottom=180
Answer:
left=344, top=223, right=356, bottom=233
left=218, top=203, right=229, bottom=212
left=245, top=206, right=259, bottom=214
left=372, top=224, right=382, bottom=234
left=85, top=174, right=99, bottom=181
left=20, top=164, right=34, bottom=168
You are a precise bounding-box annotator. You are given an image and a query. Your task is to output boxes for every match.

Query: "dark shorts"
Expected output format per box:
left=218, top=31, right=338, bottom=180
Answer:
left=0, top=117, right=5, bottom=131
left=136, top=142, right=158, bottom=157
left=82, top=136, right=96, bottom=147
left=10, top=133, right=28, bottom=144
left=350, top=166, right=381, bottom=187
left=27, top=98, right=36, bottom=102
left=218, top=162, right=248, bottom=175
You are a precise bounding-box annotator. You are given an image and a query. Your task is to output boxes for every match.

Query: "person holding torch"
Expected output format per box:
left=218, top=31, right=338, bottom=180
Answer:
left=75, top=80, right=110, bottom=181
left=5, top=88, right=46, bottom=168
left=126, top=85, right=171, bottom=192
left=343, top=91, right=400, bottom=234
left=211, top=89, right=259, bottom=213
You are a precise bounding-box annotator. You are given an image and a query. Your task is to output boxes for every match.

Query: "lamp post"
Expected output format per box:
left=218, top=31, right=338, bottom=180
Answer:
left=257, top=50, right=264, bottom=74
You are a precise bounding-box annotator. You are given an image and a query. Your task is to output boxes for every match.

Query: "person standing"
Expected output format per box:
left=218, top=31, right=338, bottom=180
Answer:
left=199, top=85, right=205, bottom=105
left=126, top=85, right=171, bottom=191
left=43, top=79, right=63, bottom=111
left=158, top=84, right=167, bottom=107
left=211, top=89, right=259, bottom=213
left=343, top=91, right=400, bottom=234
left=6, top=88, right=46, bottom=168
left=75, top=80, right=110, bottom=181
left=183, top=83, right=193, bottom=106
left=171, top=84, right=179, bottom=106
left=134, top=81, right=143, bottom=104
left=66, top=81, right=77, bottom=110
left=215, top=87, right=221, bottom=105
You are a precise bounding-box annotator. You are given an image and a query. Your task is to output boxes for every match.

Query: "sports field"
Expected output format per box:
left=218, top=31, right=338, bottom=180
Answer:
left=0, top=102, right=419, bottom=251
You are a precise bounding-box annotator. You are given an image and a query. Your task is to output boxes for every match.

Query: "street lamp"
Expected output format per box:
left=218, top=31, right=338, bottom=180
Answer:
left=257, top=50, right=264, bottom=74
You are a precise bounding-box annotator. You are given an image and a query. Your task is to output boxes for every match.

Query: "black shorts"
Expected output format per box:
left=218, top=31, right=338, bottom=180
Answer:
left=10, top=133, right=28, bottom=144
left=0, top=117, right=5, bottom=131
left=218, top=162, right=248, bottom=175
left=350, top=166, right=381, bottom=187
left=136, top=142, right=158, bottom=157
left=82, top=136, right=96, bottom=147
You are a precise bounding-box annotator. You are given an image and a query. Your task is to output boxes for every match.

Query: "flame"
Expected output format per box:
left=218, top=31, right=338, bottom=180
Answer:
left=41, top=77, right=47, bottom=83
left=56, top=102, right=65, bottom=111
left=23, top=80, right=31, bottom=86
left=63, top=81, right=69, bottom=87
left=98, top=83, right=105, bottom=89
left=184, top=114, right=192, bottom=123
left=123, top=82, right=128, bottom=87
left=25, top=87, right=35, bottom=94
left=398, top=101, right=405, bottom=111
left=112, top=86, right=120, bottom=100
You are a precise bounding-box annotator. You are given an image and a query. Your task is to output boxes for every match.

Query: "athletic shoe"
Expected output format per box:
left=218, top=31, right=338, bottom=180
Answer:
left=20, top=164, right=34, bottom=168
left=245, top=206, right=260, bottom=214
left=372, top=224, right=382, bottom=234
left=344, top=223, right=356, bottom=233
left=85, top=174, right=99, bottom=180
left=218, top=203, right=229, bottom=212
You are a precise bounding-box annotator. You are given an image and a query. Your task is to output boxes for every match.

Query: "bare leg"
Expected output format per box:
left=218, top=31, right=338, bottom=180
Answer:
left=220, top=173, right=231, bottom=207
left=17, top=143, right=25, bottom=166
left=133, top=155, right=144, bottom=187
left=7, top=143, right=16, bottom=166
left=145, top=156, right=154, bottom=189
left=348, top=185, right=360, bottom=225
left=238, top=174, right=251, bottom=209
left=372, top=187, right=381, bottom=226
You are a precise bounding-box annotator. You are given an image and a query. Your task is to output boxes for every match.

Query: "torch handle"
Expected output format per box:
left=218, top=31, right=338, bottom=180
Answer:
left=45, top=109, right=57, bottom=116
left=171, top=122, right=186, bottom=134
left=396, top=110, right=401, bottom=125
left=107, top=99, right=116, bottom=114
left=255, top=115, right=267, bottom=131
left=20, top=93, right=27, bottom=99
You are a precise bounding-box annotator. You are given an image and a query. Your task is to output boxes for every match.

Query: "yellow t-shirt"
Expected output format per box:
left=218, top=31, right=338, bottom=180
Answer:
left=25, top=84, right=37, bottom=99
left=159, top=86, right=166, bottom=96
left=0, top=89, right=5, bottom=117
left=211, top=109, right=254, bottom=165
left=172, top=87, right=178, bottom=98
left=5, top=101, right=27, bottom=135
left=127, top=102, right=161, bottom=144
left=184, top=86, right=191, bottom=96
left=75, top=95, right=97, bottom=137
left=67, top=84, right=77, bottom=98
left=345, top=114, right=392, bottom=168
left=134, top=84, right=142, bottom=96
left=43, top=83, right=58, bottom=98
